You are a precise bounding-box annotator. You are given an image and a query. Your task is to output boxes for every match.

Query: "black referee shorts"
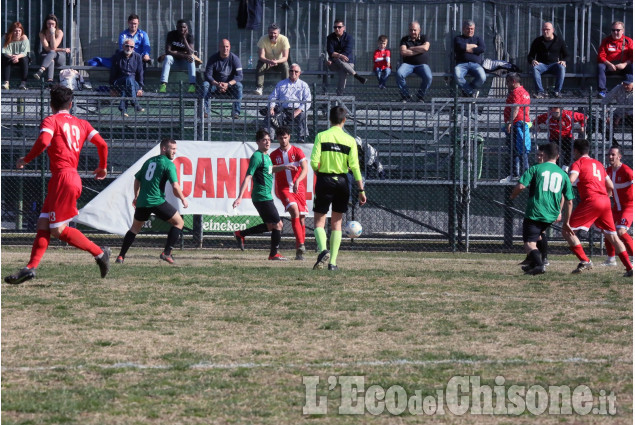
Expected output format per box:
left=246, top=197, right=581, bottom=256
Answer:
left=522, top=218, right=551, bottom=243
left=134, top=201, right=178, bottom=222
left=313, top=173, right=350, bottom=214
left=253, top=200, right=281, bottom=224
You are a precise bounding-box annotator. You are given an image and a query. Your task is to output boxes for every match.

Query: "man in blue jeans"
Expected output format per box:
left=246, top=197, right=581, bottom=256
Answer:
left=527, top=22, right=569, bottom=98
left=202, top=39, right=243, bottom=119
left=501, top=73, right=532, bottom=183
left=396, top=21, right=432, bottom=102
left=159, top=19, right=197, bottom=94
left=110, top=39, right=144, bottom=117
left=453, top=20, right=486, bottom=97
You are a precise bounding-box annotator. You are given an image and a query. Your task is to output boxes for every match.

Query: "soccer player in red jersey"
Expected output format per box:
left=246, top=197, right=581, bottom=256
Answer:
left=602, top=145, right=633, bottom=266
left=269, top=126, right=309, bottom=260
left=561, top=139, right=633, bottom=277
left=4, top=85, right=111, bottom=285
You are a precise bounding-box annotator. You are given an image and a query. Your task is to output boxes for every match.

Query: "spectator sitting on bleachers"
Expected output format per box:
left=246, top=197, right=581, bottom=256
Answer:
left=597, top=21, right=633, bottom=98
left=527, top=22, right=569, bottom=99
left=254, top=23, right=290, bottom=96
left=267, top=63, right=311, bottom=143
left=454, top=19, right=486, bottom=98
left=602, top=74, right=633, bottom=141
left=396, top=21, right=432, bottom=102
left=1, top=21, right=30, bottom=90
left=325, top=19, right=367, bottom=96
left=373, top=35, right=391, bottom=89
left=118, top=14, right=152, bottom=67
left=159, top=19, right=197, bottom=94
left=34, top=14, right=70, bottom=83
left=110, top=39, right=144, bottom=118
left=202, top=39, right=243, bottom=120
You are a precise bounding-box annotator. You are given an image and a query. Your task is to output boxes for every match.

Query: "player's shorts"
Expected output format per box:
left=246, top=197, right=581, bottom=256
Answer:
left=134, top=201, right=178, bottom=222
left=276, top=188, right=308, bottom=215
left=253, top=200, right=281, bottom=224
left=613, top=205, right=633, bottom=230
left=522, top=218, right=552, bottom=243
left=313, top=173, right=349, bottom=214
left=570, top=197, right=616, bottom=234
left=41, top=170, right=82, bottom=228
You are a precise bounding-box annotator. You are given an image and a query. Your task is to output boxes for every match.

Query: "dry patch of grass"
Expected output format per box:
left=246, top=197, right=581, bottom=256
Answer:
left=2, top=247, right=632, bottom=424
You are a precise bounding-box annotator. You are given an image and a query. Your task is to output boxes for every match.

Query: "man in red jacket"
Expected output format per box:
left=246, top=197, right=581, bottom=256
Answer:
left=534, top=106, right=586, bottom=170
left=597, top=21, right=633, bottom=98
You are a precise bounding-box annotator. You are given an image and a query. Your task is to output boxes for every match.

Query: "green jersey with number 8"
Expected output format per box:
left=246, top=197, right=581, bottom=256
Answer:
left=134, top=154, right=179, bottom=208
left=519, top=162, right=575, bottom=223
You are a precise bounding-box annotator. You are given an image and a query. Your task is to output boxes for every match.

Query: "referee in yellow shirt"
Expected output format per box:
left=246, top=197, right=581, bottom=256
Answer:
left=310, top=106, right=367, bottom=270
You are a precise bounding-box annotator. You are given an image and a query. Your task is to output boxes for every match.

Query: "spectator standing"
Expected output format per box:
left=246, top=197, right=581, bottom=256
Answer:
left=159, top=19, right=197, bottom=94
left=396, top=21, right=432, bottom=102
left=267, top=63, right=311, bottom=142
left=118, top=14, right=152, bottom=67
left=561, top=139, right=633, bottom=277
left=110, top=39, right=145, bottom=117
left=326, top=19, right=367, bottom=96
left=501, top=73, right=531, bottom=182
left=373, top=35, right=391, bottom=89
left=597, top=21, right=633, bottom=98
left=202, top=39, right=243, bottom=119
left=602, top=74, right=633, bottom=132
left=34, top=14, right=69, bottom=83
left=254, top=23, right=290, bottom=96
left=533, top=106, right=586, bottom=169
left=527, top=22, right=569, bottom=98
left=1, top=21, right=30, bottom=90
left=453, top=19, right=486, bottom=97
left=602, top=145, right=633, bottom=267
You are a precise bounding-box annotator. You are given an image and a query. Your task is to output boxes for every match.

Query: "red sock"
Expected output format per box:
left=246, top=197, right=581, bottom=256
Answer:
left=58, top=227, right=102, bottom=256
left=570, top=244, right=589, bottom=262
left=605, top=238, right=616, bottom=257
left=620, top=233, right=633, bottom=256
left=27, top=229, right=50, bottom=269
left=291, top=217, right=305, bottom=247
left=617, top=251, right=633, bottom=271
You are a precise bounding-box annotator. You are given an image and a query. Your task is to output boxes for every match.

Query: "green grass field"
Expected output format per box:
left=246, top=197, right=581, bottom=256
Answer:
left=1, top=246, right=632, bottom=424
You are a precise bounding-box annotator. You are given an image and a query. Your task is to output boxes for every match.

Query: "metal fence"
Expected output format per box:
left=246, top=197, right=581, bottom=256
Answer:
left=1, top=80, right=631, bottom=254
left=2, top=0, right=632, bottom=79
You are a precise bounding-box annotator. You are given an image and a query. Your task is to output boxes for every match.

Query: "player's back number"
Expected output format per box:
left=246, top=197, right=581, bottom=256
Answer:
left=145, top=161, right=157, bottom=181
left=540, top=170, right=563, bottom=193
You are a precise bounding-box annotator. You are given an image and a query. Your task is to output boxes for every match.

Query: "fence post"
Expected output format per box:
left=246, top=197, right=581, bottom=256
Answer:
left=312, top=83, right=318, bottom=138
left=179, top=81, right=185, bottom=140
left=449, top=86, right=459, bottom=252
left=40, top=84, right=46, bottom=206
left=503, top=186, right=514, bottom=249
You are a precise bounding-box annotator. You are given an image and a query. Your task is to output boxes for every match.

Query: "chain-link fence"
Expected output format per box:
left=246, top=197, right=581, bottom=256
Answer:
left=1, top=77, right=632, bottom=254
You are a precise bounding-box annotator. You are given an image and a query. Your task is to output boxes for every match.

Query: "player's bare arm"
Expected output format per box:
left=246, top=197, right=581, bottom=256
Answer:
left=172, top=182, right=188, bottom=208
left=560, top=199, right=574, bottom=236
left=604, top=176, right=614, bottom=196
left=510, top=183, right=526, bottom=199
left=271, top=164, right=297, bottom=173
left=293, top=160, right=309, bottom=193
left=233, top=174, right=253, bottom=209
left=132, top=178, right=141, bottom=207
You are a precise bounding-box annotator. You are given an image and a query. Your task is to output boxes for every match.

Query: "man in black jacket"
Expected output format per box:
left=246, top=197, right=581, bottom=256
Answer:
left=527, top=22, right=569, bottom=98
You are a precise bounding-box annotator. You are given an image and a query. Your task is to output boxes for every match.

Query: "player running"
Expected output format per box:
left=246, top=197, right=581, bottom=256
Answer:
left=561, top=139, right=633, bottom=277
left=5, top=85, right=110, bottom=284
left=511, top=143, right=574, bottom=275
left=601, top=145, right=633, bottom=266
left=270, top=126, right=309, bottom=260
left=115, top=138, right=189, bottom=264
left=233, top=129, right=297, bottom=260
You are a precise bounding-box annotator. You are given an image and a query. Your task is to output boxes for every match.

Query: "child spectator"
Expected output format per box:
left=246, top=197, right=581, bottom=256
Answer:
left=373, top=35, right=391, bottom=89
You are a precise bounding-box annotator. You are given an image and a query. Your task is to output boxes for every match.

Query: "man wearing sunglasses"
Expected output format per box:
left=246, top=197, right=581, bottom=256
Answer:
left=326, top=19, right=367, bottom=96
left=110, top=39, right=144, bottom=117
left=597, top=21, right=633, bottom=98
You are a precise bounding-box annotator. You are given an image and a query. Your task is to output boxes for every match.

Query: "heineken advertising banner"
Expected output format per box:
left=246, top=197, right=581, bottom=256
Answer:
left=75, top=141, right=316, bottom=236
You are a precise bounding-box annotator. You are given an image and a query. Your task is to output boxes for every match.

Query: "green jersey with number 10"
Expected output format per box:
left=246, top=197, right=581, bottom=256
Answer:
left=134, top=154, right=179, bottom=208
left=519, top=162, right=575, bottom=223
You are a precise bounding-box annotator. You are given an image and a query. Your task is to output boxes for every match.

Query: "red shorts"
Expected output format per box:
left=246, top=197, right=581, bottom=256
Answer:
left=613, top=205, right=633, bottom=230
left=276, top=188, right=308, bottom=215
left=41, top=171, right=82, bottom=228
left=570, top=197, right=616, bottom=234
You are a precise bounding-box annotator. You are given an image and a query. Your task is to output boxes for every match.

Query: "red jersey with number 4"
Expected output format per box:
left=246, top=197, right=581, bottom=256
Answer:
left=569, top=156, right=609, bottom=201
left=24, top=111, right=101, bottom=173
left=607, top=163, right=633, bottom=211
left=270, top=146, right=307, bottom=195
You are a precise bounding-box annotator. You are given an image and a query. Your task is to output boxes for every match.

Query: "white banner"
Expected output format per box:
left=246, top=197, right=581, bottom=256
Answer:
left=75, top=141, right=316, bottom=235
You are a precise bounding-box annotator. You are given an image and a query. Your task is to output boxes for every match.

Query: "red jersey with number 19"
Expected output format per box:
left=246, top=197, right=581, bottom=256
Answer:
left=24, top=111, right=105, bottom=173
left=569, top=156, right=609, bottom=201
